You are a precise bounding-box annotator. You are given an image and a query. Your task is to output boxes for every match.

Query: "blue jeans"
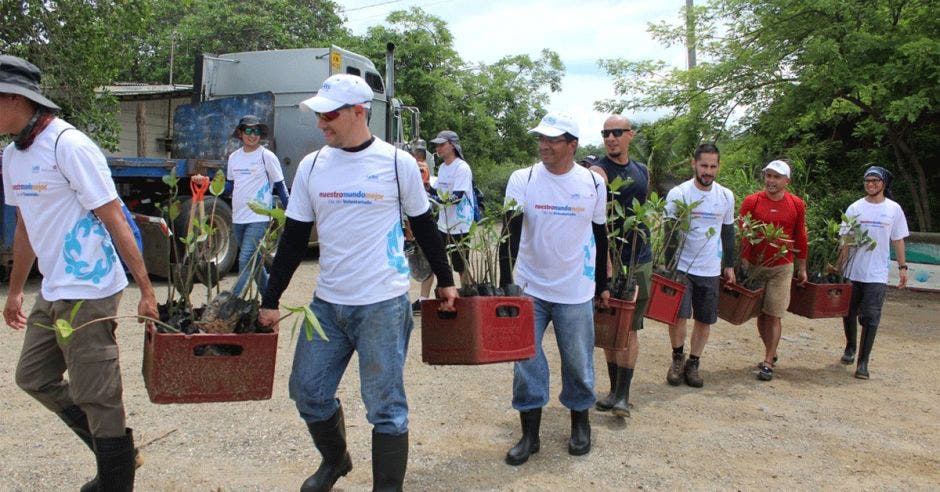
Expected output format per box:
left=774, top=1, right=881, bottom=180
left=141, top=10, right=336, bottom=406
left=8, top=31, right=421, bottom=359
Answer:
left=512, top=296, right=596, bottom=412
left=232, top=221, right=269, bottom=296
left=289, top=293, right=413, bottom=434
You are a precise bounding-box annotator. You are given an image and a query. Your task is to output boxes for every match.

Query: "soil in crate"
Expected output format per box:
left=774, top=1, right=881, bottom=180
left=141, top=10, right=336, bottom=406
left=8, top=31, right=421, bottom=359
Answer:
left=421, top=296, right=535, bottom=365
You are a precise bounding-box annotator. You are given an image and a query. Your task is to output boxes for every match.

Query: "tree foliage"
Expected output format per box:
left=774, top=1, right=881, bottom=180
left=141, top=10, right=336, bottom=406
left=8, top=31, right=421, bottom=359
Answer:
left=599, top=0, right=940, bottom=231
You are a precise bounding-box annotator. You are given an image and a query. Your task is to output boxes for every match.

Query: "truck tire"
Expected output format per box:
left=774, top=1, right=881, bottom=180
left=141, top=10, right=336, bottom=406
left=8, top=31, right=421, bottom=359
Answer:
left=174, top=197, right=237, bottom=278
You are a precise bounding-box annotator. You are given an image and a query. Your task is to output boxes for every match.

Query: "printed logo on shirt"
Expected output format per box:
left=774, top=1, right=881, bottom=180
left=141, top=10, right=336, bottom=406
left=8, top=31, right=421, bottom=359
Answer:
left=860, top=219, right=890, bottom=230
left=533, top=203, right=587, bottom=216
left=255, top=182, right=272, bottom=205
left=582, top=235, right=596, bottom=280
left=12, top=182, right=49, bottom=196
left=366, top=174, right=380, bottom=181
left=32, top=165, right=40, bottom=173
left=319, top=190, right=385, bottom=205
left=386, top=223, right=409, bottom=275
left=63, top=211, right=117, bottom=284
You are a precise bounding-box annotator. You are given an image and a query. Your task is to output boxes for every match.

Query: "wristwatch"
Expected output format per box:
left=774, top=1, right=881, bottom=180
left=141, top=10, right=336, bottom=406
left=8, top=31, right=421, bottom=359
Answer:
left=898, top=264, right=909, bottom=271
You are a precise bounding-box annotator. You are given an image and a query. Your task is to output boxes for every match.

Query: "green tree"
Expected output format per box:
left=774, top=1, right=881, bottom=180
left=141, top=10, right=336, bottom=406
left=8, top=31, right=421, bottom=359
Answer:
left=599, top=0, right=940, bottom=231
left=1, top=0, right=151, bottom=149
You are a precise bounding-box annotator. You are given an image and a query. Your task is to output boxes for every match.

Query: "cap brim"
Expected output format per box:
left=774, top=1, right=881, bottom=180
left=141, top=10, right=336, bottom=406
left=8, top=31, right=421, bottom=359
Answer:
left=0, top=82, right=60, bottom=111
left=528, top=125, right=565, bottom=137
left=429, top=138, right=447, bottom=144
left=299, top=94, right=345, bottom=113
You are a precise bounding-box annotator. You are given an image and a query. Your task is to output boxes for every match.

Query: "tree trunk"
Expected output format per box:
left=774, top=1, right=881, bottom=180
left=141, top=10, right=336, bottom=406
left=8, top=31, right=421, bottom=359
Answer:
left=888, top=136, right=929, bottom=232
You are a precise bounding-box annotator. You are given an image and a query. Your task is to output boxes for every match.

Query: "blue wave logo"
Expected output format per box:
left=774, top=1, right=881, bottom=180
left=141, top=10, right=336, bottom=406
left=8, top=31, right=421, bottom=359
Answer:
left=386, top=224, right=409, bottom=275
left=62, top=212, right=116, bottom=283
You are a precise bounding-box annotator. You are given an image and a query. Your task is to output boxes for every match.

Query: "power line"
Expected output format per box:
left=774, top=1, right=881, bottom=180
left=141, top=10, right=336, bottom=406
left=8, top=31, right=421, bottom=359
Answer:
left=342, top=0, right=402, bottom=13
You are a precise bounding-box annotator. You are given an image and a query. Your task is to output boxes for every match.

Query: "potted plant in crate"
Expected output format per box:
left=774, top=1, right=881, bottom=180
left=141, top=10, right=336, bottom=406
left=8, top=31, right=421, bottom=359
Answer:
left=419, top=199, right=536, bottom=365
left=644, top=192, right=697, bottom=325
left=593, top=175, right=643, bottom=350
left=143, top=171, right=324, bottom=403
left=717, top=214, right=790, bottom=325
left=788, top=215, right=876, bottom=318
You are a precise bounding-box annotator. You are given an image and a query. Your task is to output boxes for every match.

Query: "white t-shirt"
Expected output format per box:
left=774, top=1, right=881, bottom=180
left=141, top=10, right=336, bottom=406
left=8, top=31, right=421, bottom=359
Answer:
left=2, top=119, right=127, bottom=301
left=842, top=197, right=909, bottom=284
left=665, top=179, right=735, bottom=277
left=434, top=157, right=474, bottom=234
left=504, top=163, right=607, bottom=304
left=227, top=146, right=284, bottom=224
left=287, top=137, right=429, bottom=305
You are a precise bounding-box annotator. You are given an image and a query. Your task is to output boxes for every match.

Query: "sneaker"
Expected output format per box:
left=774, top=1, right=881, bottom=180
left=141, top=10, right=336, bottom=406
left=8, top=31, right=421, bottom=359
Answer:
left=684, top=359, right=703, bottom=388
left=756, top=355, right=779, bottom=370
left=757, top=363, right=774, bottom=381
left=841, top=347, right=856, bottom=365
left=411, top=299, right=422, bottom=314
left=666, top=352, right=685, bottom=386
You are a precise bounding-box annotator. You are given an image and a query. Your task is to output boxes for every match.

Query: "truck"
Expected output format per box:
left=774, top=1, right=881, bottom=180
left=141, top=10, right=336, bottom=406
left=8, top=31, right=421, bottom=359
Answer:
left=0, top=44, right=420, bottom=280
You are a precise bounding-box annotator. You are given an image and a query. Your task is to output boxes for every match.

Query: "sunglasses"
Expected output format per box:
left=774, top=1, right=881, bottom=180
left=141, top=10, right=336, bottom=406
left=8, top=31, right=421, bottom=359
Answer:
left=601, top=128, right=632, bottom=138
left=316, top=103, right=360, bottom=122
left=242, top=127, right=262, bottom=136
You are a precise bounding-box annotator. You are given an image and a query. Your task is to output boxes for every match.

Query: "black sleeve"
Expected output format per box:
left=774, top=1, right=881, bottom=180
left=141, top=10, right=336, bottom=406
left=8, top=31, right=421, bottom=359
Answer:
left=499, top=212, right=523, bottom=287
left=721, top=223, right=736, bottom=270
left=408, top=209, right=455, bottom=288
left=593, top=222, right=609, bottom=295
left=261, top=217, right=313, bottom=309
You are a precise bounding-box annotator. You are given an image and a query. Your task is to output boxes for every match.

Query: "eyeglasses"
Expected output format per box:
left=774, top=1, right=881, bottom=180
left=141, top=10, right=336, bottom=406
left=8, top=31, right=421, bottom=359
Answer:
left=316, top=103, right=362, bottom=122
left=242, top=127, right=262, bottom=136
left=864, top=178, right=883, bottom=184
left=601, top=128, right=632, bottom=138
left=538, top=135, right=569, bottom=145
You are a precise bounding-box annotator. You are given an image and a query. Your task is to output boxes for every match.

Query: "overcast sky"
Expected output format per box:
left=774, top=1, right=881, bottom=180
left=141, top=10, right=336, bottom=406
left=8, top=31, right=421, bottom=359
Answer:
left=337, top=0, right=688, bottom=146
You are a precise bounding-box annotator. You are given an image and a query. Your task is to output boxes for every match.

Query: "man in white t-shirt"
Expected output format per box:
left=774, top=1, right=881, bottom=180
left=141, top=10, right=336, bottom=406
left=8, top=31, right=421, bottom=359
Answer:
left=663, top=143, right=736, bottom=388
left=839, top=165, right=909, bottom=380
left=257, top=74, right=457, bottom=491
left=499, top=112, right=609, bottom=466
left=226, top=114, right=288, bottom=297
left=413, top=130, right=474, bottom=312
left=1, top=55, right=156, bottom=489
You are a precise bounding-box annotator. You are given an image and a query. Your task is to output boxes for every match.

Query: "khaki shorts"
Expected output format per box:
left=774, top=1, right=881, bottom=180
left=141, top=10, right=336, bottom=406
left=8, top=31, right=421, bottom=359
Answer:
left=748, top=263, right=793, bottom=318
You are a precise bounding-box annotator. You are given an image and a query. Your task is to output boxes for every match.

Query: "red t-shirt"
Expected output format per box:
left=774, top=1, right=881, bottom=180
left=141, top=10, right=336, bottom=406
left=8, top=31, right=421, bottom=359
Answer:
left=738, top=191, right=808, bottom=267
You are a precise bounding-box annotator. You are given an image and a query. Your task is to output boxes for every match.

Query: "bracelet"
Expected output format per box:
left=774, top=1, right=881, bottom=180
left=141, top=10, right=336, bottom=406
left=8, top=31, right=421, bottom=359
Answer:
left=898, top=265, right=908, bottom=270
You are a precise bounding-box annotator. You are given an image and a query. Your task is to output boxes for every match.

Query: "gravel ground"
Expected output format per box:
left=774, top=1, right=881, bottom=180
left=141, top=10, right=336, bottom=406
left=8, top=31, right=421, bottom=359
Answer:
left=1, top=255, right=938, bottom=490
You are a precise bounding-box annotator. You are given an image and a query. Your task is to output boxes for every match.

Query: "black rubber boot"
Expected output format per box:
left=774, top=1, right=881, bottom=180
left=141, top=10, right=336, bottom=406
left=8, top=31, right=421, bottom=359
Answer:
left=505, top=408, right=541, bottom=466
left=594, top=362, right=619, bottom=411
left=301, top=406, right=353, bottom=492
left=568, top=409, right=591, bottom=456
left=611, top=367, right=634, bottom=418
left=92, top=428, right=136, bottom=492
left=58, top=406, right=104, bottom=492
left=372, top=430, right=408, bottom=492
left=855, top=324, right=878, bottom=380
left=842, top=315, right=857, bottom=364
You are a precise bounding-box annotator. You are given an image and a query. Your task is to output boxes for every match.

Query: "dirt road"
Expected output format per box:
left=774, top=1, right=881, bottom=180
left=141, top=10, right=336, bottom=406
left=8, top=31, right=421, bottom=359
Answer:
left=1, top=258, right=938, bottom=490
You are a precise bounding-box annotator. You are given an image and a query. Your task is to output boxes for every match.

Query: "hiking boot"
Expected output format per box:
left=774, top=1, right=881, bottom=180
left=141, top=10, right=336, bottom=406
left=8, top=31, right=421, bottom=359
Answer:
left=841, top=346, right=856, bottom=365
left=666, top=352, right=685, bottom=386
left=855, top=361, right=870, bottom=380
left=683, top=359, right=703, bottom=388
left=757, top=363, right=774, bottom=381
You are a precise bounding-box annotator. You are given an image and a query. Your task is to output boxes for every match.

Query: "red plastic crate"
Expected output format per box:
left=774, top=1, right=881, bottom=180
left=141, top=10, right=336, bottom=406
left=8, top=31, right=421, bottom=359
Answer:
left=142, top=324, right=278, bottom=404
left=594, top=297, right=637, bottom=351
left=787, top=279, right=852, bottom=318
left=644, top=274, right=686, bottom=325
left=421, top=296, right=535, bottom=365
left=717, top=279, right=765, bottom=325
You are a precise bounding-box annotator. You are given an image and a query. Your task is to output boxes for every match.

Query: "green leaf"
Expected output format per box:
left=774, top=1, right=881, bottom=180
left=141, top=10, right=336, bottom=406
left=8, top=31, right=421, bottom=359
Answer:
left=210, top=171, right=226, bottom=196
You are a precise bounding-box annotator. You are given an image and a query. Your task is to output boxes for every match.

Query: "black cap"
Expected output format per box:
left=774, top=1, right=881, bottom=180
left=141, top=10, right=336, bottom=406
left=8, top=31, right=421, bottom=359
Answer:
left=0, top=55, right=60, bottom=111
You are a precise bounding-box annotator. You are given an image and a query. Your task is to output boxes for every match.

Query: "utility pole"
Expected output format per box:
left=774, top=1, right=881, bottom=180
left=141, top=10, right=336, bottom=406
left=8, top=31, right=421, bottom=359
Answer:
left=686, top=0, right=697, bottom=69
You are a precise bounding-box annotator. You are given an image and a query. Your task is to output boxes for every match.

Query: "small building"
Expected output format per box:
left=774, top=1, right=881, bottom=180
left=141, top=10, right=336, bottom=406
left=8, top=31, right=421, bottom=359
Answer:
left=101, top=83, right=192, bottom=158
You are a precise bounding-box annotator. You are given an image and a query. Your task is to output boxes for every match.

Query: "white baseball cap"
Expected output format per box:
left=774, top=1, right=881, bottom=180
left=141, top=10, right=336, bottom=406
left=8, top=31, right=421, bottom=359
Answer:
left=299, top=73, right=374, bottom=113
left=528, top=111, right=580, bottom=139
left=763, top=160, right=791, bottom=178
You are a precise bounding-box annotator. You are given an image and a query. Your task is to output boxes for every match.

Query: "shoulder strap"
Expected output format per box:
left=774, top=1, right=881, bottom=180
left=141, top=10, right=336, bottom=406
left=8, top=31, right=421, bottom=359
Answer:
left=53, top=127, right=78, bottom=183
